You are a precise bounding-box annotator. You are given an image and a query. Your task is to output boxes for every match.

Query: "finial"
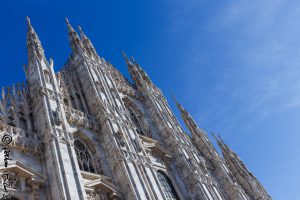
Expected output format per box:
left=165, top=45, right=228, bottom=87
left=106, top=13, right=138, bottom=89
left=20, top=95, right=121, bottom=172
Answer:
left=26, top=16, right=31, bottom=25
left=1, top=87, right=5, bottom=99
left=78, top=25, right=83, bottom=34
left=26, top=16, right=33, bottom=32
left=65, top=17, right=70, bottom=25
left=218, top=134, right=224, bottom=143
left=130, top=56, right=136, bottom=62
left=171, top=95, right=184, bottom=112
left=211, top=131, right=218, bottom=141
left=122, top=50, right=132, bottom=65
left=171, top=94, right=179, bottom=105
left=65, top=17, right=73, bottom=31
left=78, top=25, right=87, bottom=39
left=217, top=134, right=229, bottom=150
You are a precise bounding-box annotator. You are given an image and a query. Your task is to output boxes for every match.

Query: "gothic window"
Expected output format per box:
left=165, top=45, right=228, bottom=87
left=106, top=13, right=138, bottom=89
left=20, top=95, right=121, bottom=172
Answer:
left=76, top=93, right=85, bottom=112
left=157, top=171, right=179, bottom=200
left=74, top=139, right=96, bottom=173
left=129, top=109, right=144, bottom=135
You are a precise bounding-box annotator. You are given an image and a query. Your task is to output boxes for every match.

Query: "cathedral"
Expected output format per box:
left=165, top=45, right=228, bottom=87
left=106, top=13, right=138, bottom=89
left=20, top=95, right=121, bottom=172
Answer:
left=0, top=17, right=272, bottom=200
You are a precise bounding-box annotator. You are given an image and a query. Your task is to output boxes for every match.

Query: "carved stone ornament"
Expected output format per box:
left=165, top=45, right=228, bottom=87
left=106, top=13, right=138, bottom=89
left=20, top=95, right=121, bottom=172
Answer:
left=87, top=191, right=107, bottom=200
left=53, top=107, right=62, bottom=126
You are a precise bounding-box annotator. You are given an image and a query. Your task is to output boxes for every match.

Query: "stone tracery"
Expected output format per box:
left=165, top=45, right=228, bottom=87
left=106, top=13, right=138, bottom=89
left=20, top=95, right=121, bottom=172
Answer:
left=74, top=139, right=102, bottom=174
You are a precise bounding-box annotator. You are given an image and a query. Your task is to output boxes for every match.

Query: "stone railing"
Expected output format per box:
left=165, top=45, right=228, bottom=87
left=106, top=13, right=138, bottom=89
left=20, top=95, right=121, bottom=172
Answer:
left=0, top=123, right=42, bottom=154
left=63, top=105, right=98, bottom=130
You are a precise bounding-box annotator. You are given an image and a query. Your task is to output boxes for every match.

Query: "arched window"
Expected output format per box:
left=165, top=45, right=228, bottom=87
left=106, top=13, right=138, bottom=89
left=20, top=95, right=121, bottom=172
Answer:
left=129, top=109, right=144, bottom=135
left=157, top=171, right=180, bottom=200
left=74, top=139, right=96, bottom=173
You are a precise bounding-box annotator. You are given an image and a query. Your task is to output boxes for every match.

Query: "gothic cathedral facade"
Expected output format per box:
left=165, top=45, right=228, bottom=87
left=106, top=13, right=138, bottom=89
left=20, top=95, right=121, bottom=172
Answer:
left=0, top=18, right=272, bottom=200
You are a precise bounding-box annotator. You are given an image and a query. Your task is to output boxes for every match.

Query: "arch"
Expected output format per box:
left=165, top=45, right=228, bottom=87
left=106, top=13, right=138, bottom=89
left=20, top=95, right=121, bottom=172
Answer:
left=157, top=171, right=180, bottom=200
left=128, top=108, right=144, bottom=135
left=122, top=96, right=149, bottom=136
left=74, top=138, right=102, bottom=174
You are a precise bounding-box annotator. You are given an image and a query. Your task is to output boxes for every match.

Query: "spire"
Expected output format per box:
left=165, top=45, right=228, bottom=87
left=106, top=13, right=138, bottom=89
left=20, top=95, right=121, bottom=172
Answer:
left=172, top=96, right=198, bottom=132
left=65, top=18, right=84, bottom=54
left=122, top=51, right=132, bottom=66
left=122, top=51, right=139, bottom=82
left=212, top=133, right=231, bottom=156
left=211, top=131, right=218, bottom=142
left=26, top=16, right=45, bottom=60
left=216, top=135, right=271, bottom=199
left=78, top=26, right=98, bottom=57
left=122, top=51, right=153, bottom=87
left=26, top=16, right=33, bottom=32
left=172, top=95, right=185, bottom=113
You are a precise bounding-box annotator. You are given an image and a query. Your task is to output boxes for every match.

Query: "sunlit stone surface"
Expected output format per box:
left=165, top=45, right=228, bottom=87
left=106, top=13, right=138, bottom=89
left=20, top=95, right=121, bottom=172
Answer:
left=0, top=18, right=271, bottom=200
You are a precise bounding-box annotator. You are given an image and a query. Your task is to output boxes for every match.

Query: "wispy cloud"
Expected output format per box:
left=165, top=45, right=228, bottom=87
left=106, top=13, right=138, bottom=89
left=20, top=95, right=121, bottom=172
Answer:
left=165, top=0, right=300, bottom=132
left=163, top=0, right=300, bottom=198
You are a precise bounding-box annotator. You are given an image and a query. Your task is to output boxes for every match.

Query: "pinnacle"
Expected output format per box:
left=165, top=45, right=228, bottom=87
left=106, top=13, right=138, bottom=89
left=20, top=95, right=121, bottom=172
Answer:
left=78, top=25, right=83, bottom=33
left=65, top=17, right=74, bottom=32
left=77, top=25, right=86, bottom=39
left=26, top=16, right=31, bottom=25
left=26, top=16, right=33, bottom=32
left=171, top=95, right=184, bottom=112
left=122, top=50, right=132, bottom=65
left=171, top=94, right=179, bottom=105
left=211, top=131, right=218, bottom=141
left=65, top=17, right=70, bottom=25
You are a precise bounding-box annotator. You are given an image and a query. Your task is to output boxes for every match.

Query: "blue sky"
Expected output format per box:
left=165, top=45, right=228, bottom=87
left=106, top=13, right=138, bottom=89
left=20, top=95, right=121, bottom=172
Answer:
left=0, top=0, right=299, bottom=199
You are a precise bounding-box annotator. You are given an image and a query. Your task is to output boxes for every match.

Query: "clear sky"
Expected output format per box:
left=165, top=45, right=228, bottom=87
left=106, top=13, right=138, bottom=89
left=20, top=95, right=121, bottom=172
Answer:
left=0, top=0, right=298, bottom=199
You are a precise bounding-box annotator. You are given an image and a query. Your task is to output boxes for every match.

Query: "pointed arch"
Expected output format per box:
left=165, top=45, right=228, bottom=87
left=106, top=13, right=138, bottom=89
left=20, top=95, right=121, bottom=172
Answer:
left=122, top=96, right=149, bottom=136
left=157, top=170, right=180, bottom=200
left=74, top=139, right=96, bottom=173
left=73, top=131, right=103, bottom=174
left=128, top=108, right=144, bottom=135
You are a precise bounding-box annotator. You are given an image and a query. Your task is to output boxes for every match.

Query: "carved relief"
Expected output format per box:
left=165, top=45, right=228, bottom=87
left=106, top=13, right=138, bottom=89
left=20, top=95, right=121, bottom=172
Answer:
left=52, top=107, right=62, bottom=126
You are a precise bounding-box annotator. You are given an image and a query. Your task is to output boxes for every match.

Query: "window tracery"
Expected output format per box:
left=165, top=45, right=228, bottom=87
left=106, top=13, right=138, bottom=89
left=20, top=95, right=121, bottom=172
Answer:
left=157, top=171, right=179, bottom=200
left=129, top=109, right=144, bottom=135
left=74, top=139, right=102, bottom=174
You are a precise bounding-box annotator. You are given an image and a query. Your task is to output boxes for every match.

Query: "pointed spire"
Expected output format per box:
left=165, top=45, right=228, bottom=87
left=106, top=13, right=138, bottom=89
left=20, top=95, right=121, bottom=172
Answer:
left=122, top=51, right=132, bottom=66
left=216, top=134, right=271, bottom=199
left=65, top=18, right=84, bottom=54
left=26, top=16, right=33, bottom=32
left=26, top=16, right=45, bottom=60
left=65, top=17, right=75, bottom=32
left=78, top=25, right=98, bottom=57
left=172, top=96, right=200, bottom=134
left=122, top=51, right=153, bottom=86
left=215, top=134, right=229, bottom=153
left=211, top=131, right=218, bottom=141
left=212, top=133, right=230, bottom=158
left=78, top=26, right=85, bottom=39
left=172, top=95, right=185, bottom=112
